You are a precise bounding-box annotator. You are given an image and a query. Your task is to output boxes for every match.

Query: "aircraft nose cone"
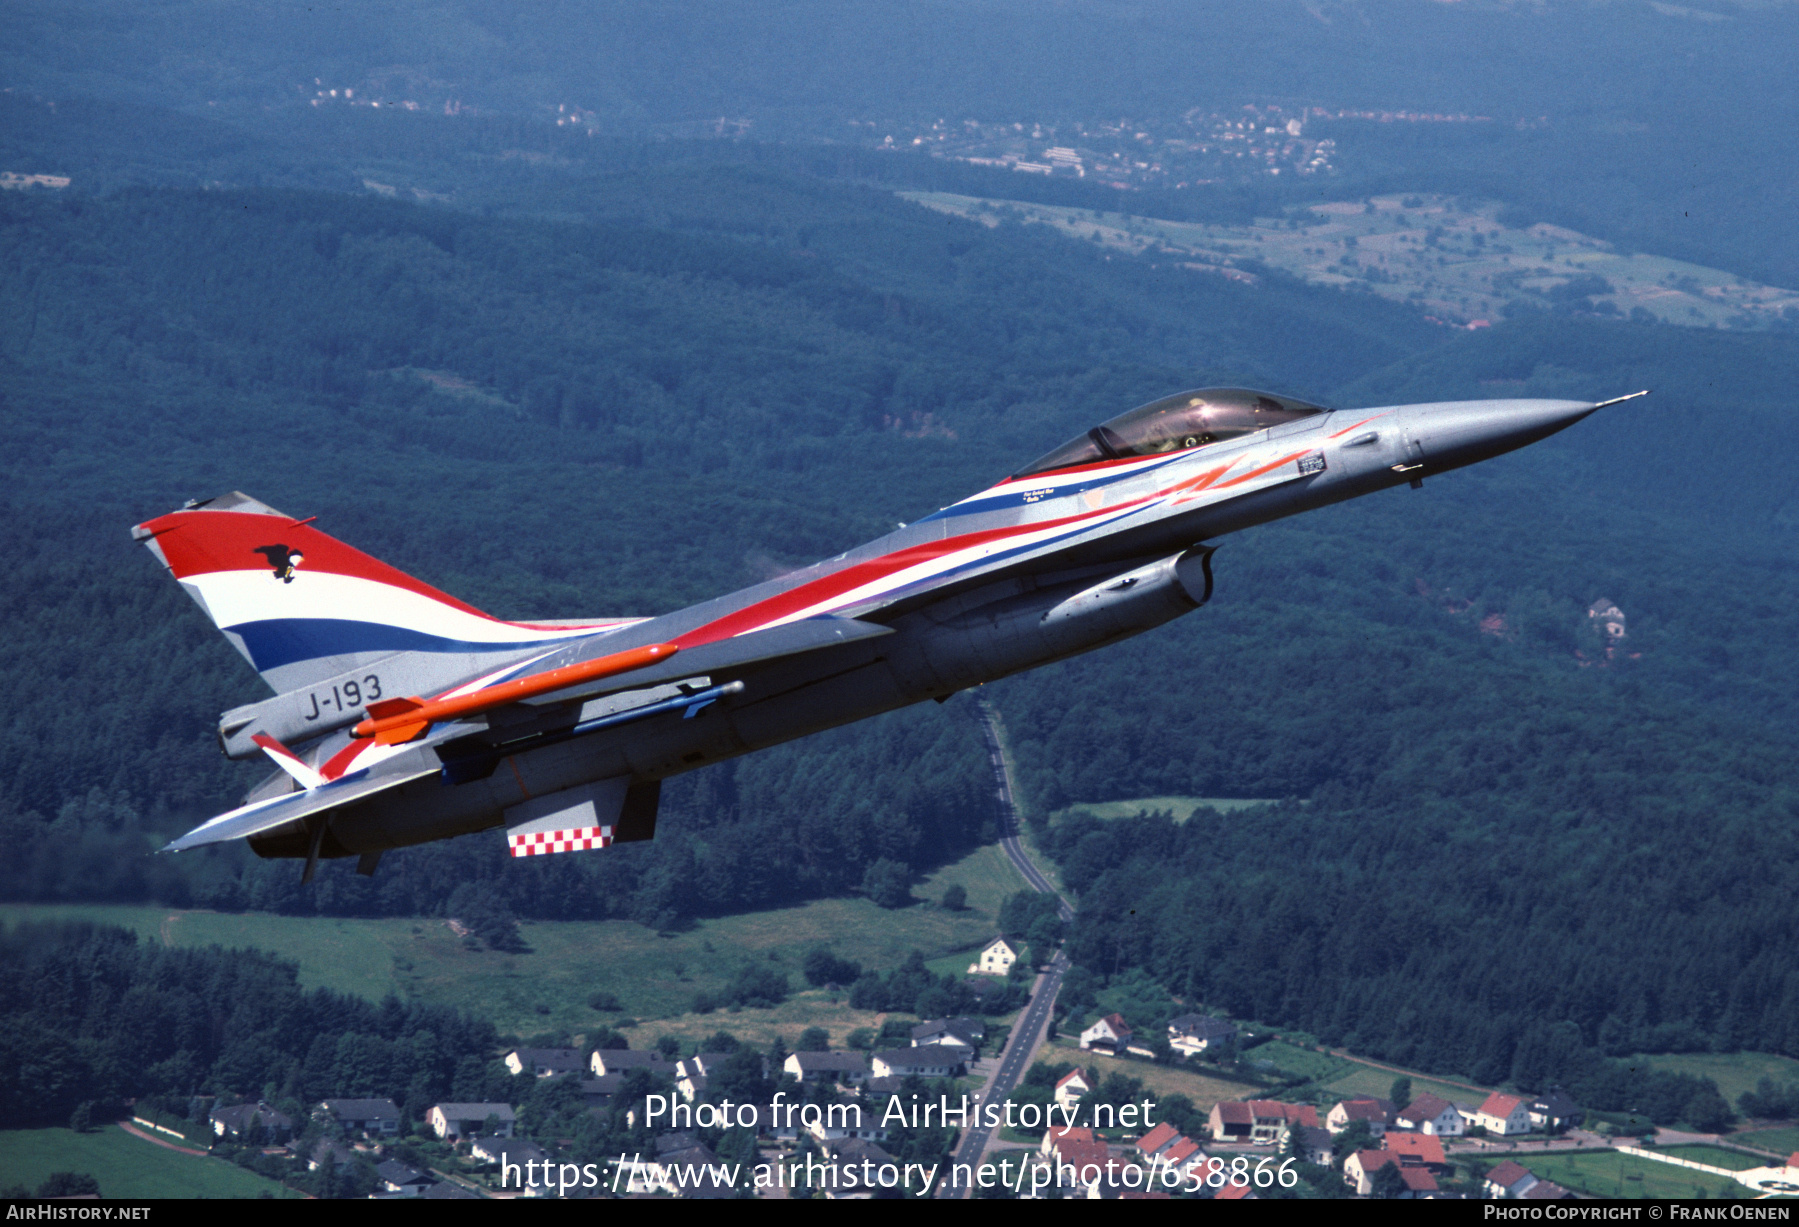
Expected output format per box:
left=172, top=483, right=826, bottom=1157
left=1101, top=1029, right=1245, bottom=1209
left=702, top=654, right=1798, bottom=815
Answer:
left=1403, top=398, right=1599, bottom=474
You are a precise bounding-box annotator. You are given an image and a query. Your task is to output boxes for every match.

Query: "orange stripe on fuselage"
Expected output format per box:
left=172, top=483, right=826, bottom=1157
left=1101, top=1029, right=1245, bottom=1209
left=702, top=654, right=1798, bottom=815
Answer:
left=1209, top=449, right=1311, bottom=490
left=1329, top=412, right=1389, bottom=438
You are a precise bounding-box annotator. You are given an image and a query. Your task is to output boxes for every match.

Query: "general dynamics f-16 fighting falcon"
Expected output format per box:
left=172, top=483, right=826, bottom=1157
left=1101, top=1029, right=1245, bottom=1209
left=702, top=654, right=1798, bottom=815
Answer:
left=139, top=387, right=1645, bottom=879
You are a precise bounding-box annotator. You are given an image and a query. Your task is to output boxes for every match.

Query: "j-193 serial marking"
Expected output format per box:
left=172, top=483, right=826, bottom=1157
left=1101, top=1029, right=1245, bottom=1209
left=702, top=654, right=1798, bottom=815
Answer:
left=302, top=676, right=383, bottom=720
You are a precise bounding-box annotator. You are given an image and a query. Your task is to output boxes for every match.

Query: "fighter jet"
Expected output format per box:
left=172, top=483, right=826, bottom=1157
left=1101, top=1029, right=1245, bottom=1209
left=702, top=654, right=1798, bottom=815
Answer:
left=138, top=387, right=1644, bottom=879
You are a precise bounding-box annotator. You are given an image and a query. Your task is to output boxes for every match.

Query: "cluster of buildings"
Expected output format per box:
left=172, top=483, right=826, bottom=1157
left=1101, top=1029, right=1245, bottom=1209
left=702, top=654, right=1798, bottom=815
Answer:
left=868, top=104, right=1352, bottom=189
left=1329, top=1090, right=1580, bottom=1139
left=1077, top=1010, right=1238, bottom=1060
left=1321, top=1093, right=1582, bottom=1198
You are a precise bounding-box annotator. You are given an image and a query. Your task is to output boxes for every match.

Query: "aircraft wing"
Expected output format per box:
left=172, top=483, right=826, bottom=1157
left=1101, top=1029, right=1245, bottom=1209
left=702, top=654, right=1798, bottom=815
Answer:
left=162, top=762, right=440, bottom=851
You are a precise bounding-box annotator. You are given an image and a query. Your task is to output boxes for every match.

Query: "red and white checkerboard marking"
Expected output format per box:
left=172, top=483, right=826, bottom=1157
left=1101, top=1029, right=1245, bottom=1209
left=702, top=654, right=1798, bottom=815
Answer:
left=507, top=825, right=614, bottom=857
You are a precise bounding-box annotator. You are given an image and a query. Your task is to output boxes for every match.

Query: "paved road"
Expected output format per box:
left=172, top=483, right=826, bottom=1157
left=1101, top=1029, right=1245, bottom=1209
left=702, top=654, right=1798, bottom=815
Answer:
left=938, top=701, right=1074, bottom=1198
left=978, top=700, right=1073, bottom=923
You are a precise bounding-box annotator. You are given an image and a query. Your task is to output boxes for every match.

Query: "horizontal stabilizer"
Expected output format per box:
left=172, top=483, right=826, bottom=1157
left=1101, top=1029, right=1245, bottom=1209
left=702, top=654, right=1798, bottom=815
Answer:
left=162, top=763, right=439, bottom=852
left=251, top=733, right=325, bottom=790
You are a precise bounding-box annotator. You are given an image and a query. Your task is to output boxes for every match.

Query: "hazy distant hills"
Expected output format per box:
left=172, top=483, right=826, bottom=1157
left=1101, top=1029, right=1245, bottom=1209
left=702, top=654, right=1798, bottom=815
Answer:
left=7, top=1, right=1799, bottom=290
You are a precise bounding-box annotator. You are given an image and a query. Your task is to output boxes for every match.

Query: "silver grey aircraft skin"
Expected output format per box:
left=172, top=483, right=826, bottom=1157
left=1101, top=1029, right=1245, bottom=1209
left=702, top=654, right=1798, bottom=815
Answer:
left=138, top=388, right=1640, bottom=877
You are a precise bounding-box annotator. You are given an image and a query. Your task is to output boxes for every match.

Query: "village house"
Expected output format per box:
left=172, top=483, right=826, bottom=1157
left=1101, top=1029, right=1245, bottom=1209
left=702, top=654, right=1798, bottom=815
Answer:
left=293, top=1138, right=355, bottom=1171
left=1208, top=1100, right=1317, bottom=1144
left=1483, top=1159, right=1539, bottom=1199
left=374, top=1159, right=435, bottom=1198
left=913, top=1018, right=985, bottom=1052
left=784, top=1050, right=871, bottom=1086
left=1473, top=1092, right=1532, bottom=1136
left=1080, top=1013, right=1132, bottom=1054
left=1161, top=1136, right=1207, bottom=1180
left=806, top=1114, right=888, bottom=1144
left=471, top=1136, right=549, bottom=1174
left=1326, top=1097, right=1394, bottom=1134
left=1054, top=1067, right=1093, bottom=1111
left=872, top=1047, right=961, bottom=1079
left=969, top=936, right=1019, bottom=976
left=589, top=1049, right=676, bottom=1078
left=1344, top=1150, right=1438, bottom=1197
left=316, top=1098, right=401, bottom=1137
left=1167, top=1013, right=1237, bottom=1057
left=1291, top=1125, right=1334, bottom=1167
left=506, top=1047, right=584, bottom=1078
left=1042, top=1125, right=1113, bottom=1175
left=210, top=1101, right=292, bottom=1143
left=1134, top=1121, right=1181, bottom=1161
left=1393, top=1093, right=1463, bottom=1136
left=818, top=1137, right=903, bottom=1200
left=1382, top=1130, right=1449, bottom=1173
left=1527, top=1091, right=1581, bottom=1131
left=427, top=1102, right=517, bottom=1140
left=649, top=1133, right=738, bottom=1200
left=579, top=1075, right=624, bottom=1112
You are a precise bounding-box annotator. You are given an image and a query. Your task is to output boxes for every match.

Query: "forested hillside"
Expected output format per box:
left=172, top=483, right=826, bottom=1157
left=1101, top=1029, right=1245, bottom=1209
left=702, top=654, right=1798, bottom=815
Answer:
left=2, top=151, right=1797, bottom=1090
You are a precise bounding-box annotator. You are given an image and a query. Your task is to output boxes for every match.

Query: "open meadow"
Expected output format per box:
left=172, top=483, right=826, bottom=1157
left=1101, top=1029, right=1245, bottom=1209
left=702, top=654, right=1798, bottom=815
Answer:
left=1625, top=1052, right=1799, bottom=1108
left=0, top=842, right=1029, bottom=1041
left=0, top=1125, right=300, bottom=1199
left=1524, top=1149, right=1749, bottom=1201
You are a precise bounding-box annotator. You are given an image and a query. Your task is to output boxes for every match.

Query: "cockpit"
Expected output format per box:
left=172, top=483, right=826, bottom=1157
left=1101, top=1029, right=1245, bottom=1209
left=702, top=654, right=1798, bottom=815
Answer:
left=1013, top=388, right=1330, bottom=480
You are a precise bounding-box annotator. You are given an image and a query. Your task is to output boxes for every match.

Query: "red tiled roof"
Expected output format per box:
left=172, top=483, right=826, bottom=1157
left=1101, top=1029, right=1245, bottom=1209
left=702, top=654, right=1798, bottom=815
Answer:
left=1053, top=1138, right=1111, bottom=1171
left=1048, top=1125, right=1096, bottom=1147
left=1215, top=1101, right=1254, bottom=1124
left=1398, top=1093, right=1453, bottom=1125
left=1355, top=1150, right=1439, bottom=1193
left=1246, top=1100, right=1318, bottom=1127
left=1214, top=1183, right=1252, bottom=1200
left=1334, top=1098, right=1391, bottom=1123
left=1486, top=1160, right=1532, bottom=1188
left=1383, top=1131, right=1446, bottom=1166
left=1056, top=1068, right=1091, bottom=1091
left=1480, top=1092, right=1525, bottom=1118
left=1163, top=1138, right=1201, bottom=1166
left=1135, top=1121, right=1180, bottom=1155
left=1400, top=1167, right=1439, bottom=1192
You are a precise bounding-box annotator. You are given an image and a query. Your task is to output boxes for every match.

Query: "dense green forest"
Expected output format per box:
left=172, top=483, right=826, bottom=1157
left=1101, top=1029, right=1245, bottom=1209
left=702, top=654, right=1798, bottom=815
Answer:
left=0, top=921, right=500, bottom=1129
left=2, top=135, right=1798, bottom=1119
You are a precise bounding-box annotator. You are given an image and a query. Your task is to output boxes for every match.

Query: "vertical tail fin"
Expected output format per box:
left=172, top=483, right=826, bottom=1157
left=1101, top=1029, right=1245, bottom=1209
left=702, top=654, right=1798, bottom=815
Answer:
left=133, top=492, right=633, bottom=694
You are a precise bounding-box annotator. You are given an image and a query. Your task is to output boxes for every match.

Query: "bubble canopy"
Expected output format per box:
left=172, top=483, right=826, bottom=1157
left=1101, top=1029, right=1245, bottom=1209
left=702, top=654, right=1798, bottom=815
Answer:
left=1013, top=388, right=1330, bottom=480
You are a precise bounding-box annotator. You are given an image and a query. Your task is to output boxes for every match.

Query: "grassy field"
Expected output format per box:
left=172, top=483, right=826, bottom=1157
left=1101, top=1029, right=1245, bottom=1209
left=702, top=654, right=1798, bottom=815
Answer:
left=1042, top=1037, right=1261, bottom=1113
left=1242, top=1040, right=1351, bottom=1085
left=1652, top=1145, right=1766, bottom=1172
left=1624, top=1051, right=1799, bottom=1107
left=914, top=842, right=1032, bottom=917
left=1525, top=1149, right=1748, bottom=1200
left=905, top=191, right=1799, bottom=331
left=1, top=844, right=1026, bottom=1040
left=1315, top=1060, right=1488, bottom=1108
left=0, top=1125, right=301, bottom=1199
left=1054, top=796, right=1279, bottom=822
left=1734, top=1127, right=1799, bottom=1157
